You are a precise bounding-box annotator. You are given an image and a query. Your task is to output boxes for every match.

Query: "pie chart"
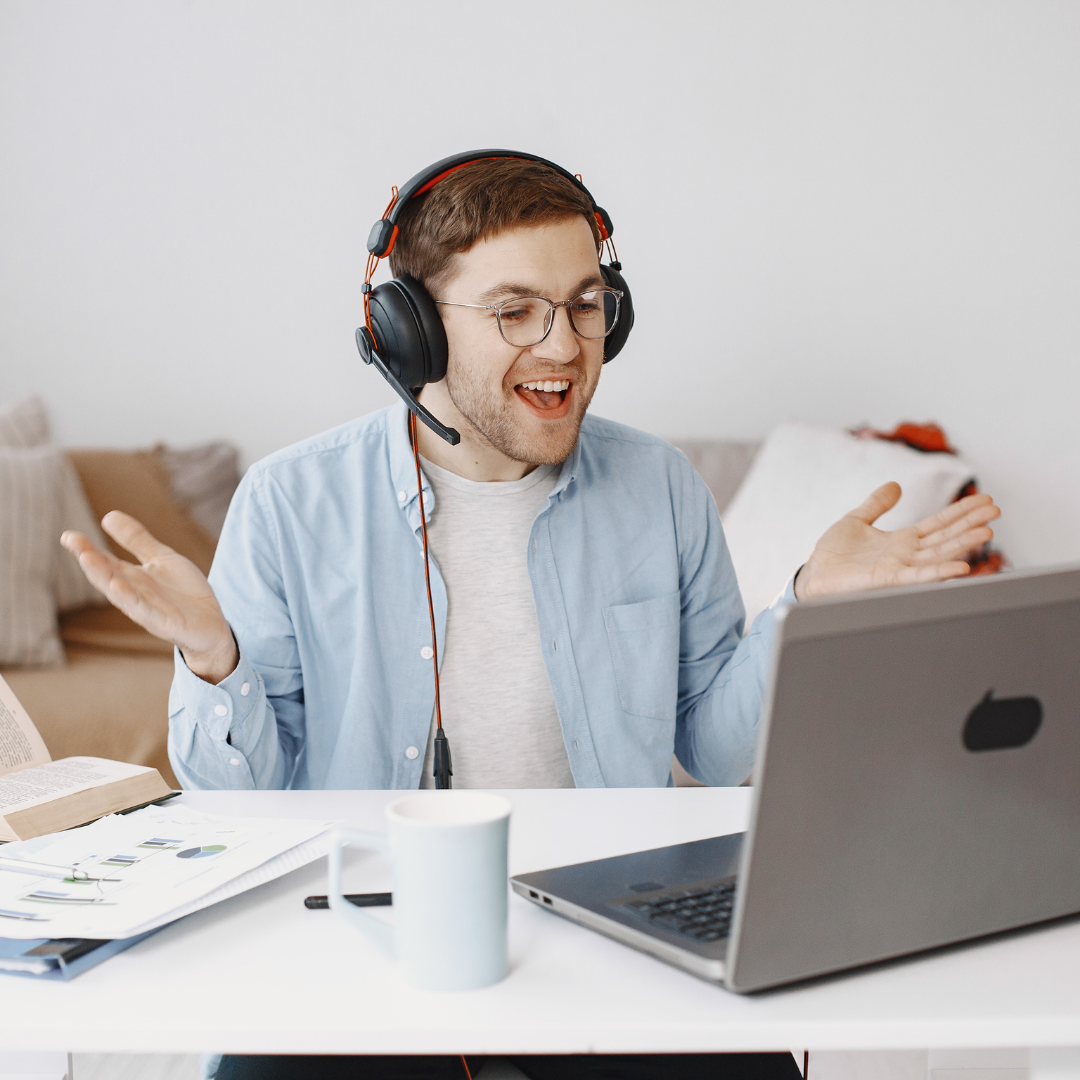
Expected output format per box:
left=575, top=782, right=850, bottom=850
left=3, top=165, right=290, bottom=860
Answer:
left=177, top=844, right=227, bottom=860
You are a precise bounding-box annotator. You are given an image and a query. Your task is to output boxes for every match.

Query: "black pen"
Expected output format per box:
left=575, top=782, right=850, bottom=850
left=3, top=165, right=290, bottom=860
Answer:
left=304, top=892, right=391, bottom=909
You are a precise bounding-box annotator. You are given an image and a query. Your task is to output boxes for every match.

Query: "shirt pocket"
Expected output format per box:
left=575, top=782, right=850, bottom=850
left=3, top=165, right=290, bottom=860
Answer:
left=602, top=590, right=681, bottom=721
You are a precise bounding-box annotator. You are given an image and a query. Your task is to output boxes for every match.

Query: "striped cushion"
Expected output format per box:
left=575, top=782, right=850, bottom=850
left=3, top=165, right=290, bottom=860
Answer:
left=0, top=395, right=49, bottom=448
left=0, top=445, right=65, bottom=666
left=0, top=397, right=107, bottom=613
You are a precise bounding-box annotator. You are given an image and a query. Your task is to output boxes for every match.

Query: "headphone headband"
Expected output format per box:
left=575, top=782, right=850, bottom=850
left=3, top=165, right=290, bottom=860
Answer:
left=366, top=148, right=614, bottom=259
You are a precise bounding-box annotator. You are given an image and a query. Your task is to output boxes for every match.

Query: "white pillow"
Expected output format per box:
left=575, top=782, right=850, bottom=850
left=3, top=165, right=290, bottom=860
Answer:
left=0, top=396, right=107, bottom=612
left=0, top=446, right=66, bottom=666
left=721, top=423, right=975, bottom=627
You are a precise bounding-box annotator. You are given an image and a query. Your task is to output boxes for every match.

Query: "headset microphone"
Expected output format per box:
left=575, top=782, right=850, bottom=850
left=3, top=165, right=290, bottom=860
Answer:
left=356, top=325, right=460, bottom=445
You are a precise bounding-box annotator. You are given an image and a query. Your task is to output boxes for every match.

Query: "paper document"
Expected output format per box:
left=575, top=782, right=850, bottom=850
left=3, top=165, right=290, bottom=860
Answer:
left=0, top=804, right=333, bottom=939
left=0, top=757, right=156, bottom=815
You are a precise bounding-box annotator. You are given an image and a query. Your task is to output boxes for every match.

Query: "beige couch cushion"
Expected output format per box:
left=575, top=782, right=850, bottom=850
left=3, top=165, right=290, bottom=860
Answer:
left=68, top=449, right=217, bottom=574
left=0, top=645, right=177, bottom=787
left=0, top=446, right=65, bottom=666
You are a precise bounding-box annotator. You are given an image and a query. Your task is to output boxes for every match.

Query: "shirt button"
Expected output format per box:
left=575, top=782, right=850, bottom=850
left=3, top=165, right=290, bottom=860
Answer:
left=397, top=490, right=407, bottom=502
left=420, top=646, right=434, bottom=660
left=573, top=740, right=580, bottom=751
left=229, top=757, right=240, bottom=766
left=405, top=746, right=419, bottom=759
left=240, top=682, right=250, bottom=697
left=214, top=704, right=228, bottom=717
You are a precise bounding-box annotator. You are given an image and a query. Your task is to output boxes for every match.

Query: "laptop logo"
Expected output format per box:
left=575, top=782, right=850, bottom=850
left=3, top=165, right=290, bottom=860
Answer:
left=963, top=690, right=1043, bottom=751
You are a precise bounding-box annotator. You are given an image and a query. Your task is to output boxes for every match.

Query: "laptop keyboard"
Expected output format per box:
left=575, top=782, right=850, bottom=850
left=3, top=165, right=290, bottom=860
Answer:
left=621, top=880, right=736, bottom=943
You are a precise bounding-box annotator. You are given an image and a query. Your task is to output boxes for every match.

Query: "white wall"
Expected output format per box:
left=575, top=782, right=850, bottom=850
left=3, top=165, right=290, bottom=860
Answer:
left=1, top=1, right=1077, bottom=567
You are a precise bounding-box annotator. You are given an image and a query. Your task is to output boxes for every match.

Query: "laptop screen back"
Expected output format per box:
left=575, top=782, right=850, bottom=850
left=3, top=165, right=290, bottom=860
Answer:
left=726, top=565, right=1080, bottom=993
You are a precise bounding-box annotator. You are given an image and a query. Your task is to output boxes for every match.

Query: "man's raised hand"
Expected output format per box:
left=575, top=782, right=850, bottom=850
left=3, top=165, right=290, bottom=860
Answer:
left=61, top=512, right=238, bottom=684
left=793, top=482, right=1002, bottom=602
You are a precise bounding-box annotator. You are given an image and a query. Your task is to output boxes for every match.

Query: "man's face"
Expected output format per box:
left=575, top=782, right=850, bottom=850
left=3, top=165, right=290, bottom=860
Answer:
left=427, top=216, right=606, bottom=465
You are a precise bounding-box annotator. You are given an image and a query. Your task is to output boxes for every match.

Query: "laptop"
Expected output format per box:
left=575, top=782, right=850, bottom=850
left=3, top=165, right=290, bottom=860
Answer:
left=511, top=563, right=1080, bottom=993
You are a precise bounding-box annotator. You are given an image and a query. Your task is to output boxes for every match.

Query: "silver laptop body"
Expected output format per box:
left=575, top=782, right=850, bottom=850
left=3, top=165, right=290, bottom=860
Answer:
left=511, top=563, right=1080, bottom=993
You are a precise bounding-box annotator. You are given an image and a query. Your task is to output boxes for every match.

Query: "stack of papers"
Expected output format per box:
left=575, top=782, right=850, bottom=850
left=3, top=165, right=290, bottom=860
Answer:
left=0, top=803, right=333, bottom=940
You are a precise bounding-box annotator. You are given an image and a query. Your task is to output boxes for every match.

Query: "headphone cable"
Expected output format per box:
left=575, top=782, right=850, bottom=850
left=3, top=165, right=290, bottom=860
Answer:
left=410, top=411, right=453, bottom=789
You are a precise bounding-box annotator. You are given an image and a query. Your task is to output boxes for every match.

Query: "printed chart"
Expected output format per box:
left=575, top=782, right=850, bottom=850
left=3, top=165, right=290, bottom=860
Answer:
left=0, top=805, right=332, bottom=939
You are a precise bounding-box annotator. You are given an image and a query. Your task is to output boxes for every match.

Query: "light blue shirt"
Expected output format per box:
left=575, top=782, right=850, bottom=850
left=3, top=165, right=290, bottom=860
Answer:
left=168, top=402, right=792, bottom=791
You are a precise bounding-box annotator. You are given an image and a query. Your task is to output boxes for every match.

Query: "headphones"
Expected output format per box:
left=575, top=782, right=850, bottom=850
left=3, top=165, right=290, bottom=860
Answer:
left=355, top=149, right=634, bottom=446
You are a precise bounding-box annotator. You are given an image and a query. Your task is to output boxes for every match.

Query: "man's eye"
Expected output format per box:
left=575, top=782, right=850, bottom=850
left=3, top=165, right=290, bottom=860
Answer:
left=500, top=307, right=531, bottom=323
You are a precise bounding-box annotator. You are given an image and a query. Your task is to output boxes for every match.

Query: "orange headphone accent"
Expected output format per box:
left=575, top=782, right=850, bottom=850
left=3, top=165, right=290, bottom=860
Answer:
left=362, top=186, right=399, bottom=343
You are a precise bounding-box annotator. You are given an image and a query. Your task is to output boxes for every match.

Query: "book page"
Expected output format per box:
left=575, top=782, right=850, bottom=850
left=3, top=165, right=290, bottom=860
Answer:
left=0, top=675, right=50, bottom=777
left=0, top=757, right=152, bottom=815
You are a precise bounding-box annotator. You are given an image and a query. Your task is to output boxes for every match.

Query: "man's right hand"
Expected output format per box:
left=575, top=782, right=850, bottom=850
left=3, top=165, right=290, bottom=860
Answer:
left=61, top=511, right=239, bottom=684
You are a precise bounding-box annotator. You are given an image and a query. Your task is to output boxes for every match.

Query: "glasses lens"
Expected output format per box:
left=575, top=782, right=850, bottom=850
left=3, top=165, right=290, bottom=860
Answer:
left=496, top=297, right=553, bottom=347
left=569, top=289, right=620, bottom=339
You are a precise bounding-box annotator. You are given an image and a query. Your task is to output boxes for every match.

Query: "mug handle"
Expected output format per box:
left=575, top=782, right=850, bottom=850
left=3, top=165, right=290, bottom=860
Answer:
left=327, top=826, right=393, bottom=955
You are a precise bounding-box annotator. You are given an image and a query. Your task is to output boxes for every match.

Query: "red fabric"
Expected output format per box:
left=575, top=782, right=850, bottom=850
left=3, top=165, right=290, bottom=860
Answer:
left=852, top=421, right=957, bottom=455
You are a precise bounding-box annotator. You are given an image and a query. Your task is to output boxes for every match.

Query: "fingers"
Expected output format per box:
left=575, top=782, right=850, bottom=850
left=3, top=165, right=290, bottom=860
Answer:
left=897, top=560, right=973, bottom=586
left=848, top=481, right=903, bottom=525
left=916, top=525, right=996, bottom=565
left=60, top=530, right=95, bottom=557
left=100, top=511, right=176, bottom=565
left=68, top=540, right=180, bottom=632
left=60, top=533, right=138, bottom=599
left=915, top=493, right=999, bottom=538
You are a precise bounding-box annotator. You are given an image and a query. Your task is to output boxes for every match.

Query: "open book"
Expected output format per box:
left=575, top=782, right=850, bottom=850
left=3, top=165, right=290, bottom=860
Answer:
left=0, top=674, right=175, bottom=842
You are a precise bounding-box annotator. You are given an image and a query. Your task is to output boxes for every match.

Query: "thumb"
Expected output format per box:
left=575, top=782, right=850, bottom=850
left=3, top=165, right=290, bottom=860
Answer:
left=848, top=481, right=902, bottom=526
left=100, top=511, right=176, bottom=565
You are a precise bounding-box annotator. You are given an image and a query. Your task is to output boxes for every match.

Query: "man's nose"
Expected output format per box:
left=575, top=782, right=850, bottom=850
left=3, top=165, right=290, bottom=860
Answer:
left=532, top=305, right=580, bottom=363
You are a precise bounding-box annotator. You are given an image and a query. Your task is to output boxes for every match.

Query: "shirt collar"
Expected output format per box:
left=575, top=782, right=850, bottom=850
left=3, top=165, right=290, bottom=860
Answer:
left=387, top=402, right=430, bottom=529
left=387, top=399, right=581, bottom=511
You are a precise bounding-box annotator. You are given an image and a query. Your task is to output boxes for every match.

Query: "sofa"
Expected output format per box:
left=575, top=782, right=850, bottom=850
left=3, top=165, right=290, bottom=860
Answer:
left=0, top=398, right=241, bottom=789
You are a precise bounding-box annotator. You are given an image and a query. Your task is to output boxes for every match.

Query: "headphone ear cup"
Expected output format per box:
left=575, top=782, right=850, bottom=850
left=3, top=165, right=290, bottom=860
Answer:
left=367, top=275, right=448, bottom=389
left=600, top=264, right=634, bottom=363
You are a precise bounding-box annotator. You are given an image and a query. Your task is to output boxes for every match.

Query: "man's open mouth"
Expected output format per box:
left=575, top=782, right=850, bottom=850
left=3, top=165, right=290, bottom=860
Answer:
left=515, top=379, right=571, bottom=413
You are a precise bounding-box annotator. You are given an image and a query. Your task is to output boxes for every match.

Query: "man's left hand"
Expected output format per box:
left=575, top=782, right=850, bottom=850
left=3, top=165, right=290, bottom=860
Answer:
left=794, top=482, right=1002, bottom=602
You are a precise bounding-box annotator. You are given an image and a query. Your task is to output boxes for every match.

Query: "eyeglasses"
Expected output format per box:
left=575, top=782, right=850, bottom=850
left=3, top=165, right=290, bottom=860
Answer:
left=436, top=287, right=623, bottom=348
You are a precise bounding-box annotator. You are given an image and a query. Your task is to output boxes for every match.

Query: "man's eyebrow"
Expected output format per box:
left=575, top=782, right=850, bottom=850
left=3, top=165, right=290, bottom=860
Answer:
left=476, top=281, right=539, bottom=302
left=476, top=274, right=606, bottom=304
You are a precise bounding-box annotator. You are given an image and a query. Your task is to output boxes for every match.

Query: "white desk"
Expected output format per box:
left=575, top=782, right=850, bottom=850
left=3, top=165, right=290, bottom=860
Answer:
left=3, top=788, right=1080, bottom=1059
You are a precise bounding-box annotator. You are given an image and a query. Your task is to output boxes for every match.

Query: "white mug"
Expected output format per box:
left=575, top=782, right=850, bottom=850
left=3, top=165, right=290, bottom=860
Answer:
left=328, top=791, right=512, bottom=991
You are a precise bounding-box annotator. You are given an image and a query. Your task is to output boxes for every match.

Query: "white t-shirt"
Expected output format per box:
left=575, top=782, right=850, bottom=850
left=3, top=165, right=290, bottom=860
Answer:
left=418, top=456, right=575, bottom=789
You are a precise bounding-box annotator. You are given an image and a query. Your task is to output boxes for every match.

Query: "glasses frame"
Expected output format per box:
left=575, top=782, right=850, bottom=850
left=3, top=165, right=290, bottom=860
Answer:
left=436, top=286, right=624, bottom=348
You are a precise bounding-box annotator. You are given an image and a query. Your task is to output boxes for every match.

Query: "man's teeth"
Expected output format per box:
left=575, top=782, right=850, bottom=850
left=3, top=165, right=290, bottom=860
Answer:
left=520, top=380, right=570, bottom=393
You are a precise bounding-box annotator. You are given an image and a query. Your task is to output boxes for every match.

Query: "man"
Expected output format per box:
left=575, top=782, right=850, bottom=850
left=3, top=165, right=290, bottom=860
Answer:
left=62, top=156, right=999, bottom=1079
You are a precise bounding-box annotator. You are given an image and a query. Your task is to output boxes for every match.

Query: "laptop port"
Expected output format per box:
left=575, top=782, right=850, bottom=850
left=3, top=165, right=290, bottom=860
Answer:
left=543, top=896, right=553, bottom=905
left=529, top=890, right=539, bottom=899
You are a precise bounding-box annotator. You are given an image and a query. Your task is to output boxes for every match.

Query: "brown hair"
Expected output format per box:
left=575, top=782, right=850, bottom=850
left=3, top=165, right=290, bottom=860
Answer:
left=388, top=157, right=602, bottom=297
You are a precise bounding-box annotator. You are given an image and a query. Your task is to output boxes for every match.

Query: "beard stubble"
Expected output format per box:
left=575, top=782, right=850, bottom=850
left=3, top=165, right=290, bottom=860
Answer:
left=443, top=361, right=598, bottom=466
